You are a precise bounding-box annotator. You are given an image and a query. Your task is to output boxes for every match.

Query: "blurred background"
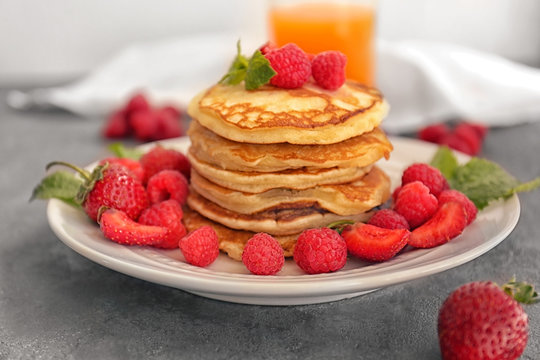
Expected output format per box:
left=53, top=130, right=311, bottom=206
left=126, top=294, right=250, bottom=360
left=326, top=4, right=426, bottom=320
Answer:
left=1, top=0, right=539, bottom=84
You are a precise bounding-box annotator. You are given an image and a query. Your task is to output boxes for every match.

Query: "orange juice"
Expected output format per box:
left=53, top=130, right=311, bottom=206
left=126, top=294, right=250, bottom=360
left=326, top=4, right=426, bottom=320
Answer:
left=269, top=2, right=376, bottom=86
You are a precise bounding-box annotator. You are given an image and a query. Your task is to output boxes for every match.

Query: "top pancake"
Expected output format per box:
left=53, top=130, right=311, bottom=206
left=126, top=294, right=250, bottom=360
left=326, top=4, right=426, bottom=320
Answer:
left=187, top=81, right=389, bottom=145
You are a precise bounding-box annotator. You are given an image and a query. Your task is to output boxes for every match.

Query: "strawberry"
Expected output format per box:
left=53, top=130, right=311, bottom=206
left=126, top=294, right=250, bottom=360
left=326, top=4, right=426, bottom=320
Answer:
left=408, top=201, right=467, bottom=248
left=99, top=157, right=145, bottom=183
left=342, top=223, right=410, bottom=262
left=99, top=208, right=167, bottom=246
left=140, top=145, right=191, bottom=183
left=46, top=161, right=149, bottom=222
left=438, top=279, right=537, bottom=360
left=138, top=200, right=186, bottom=249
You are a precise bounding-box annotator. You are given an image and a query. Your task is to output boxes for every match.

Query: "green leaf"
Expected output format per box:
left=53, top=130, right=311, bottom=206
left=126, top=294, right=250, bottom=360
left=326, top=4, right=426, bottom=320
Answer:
left=30, top=171, right=83, bottom=207
left=502, top=278, right=539, bottom=305
left=512, top=177, right=540, bottom=194
left=219, top=40, right=249, bottom=86
left=244, top=49, right=276, bottom=90
left=108, top=143, right=143, bottom=160
left=430, top=146, right=459, bottom=179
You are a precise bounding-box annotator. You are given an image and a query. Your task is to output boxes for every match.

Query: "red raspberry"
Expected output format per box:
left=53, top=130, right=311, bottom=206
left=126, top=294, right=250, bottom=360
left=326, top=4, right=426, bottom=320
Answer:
left=179, top=226, right=219, bottom=267
left=311, top=51, right=347, bottom=90
left=242, top=233, right=284, bottom=275
left=153, top=107, right=183, bottom=140
left=454, top=123, right=482, bottom=155
left=146, top=170, right=189, bottom=205
left=418, top=123, right=451, bottom=144
left=102, top=109, right=129, bottom=138
left=467, top=122, right=488, bottom=140
left=368, top=209, right=410, bottom=230
left=439, top=132, right=474, bottom=155
left=265, top=43, right=311, bottom=89
left=99, top=157, right=145, bottom=184
left=139, top=199, right=187, bottom=249
left=392, top=185, right=402, bottom=204
left=293, top=228, right=347, bottom=274
left=129, top=110, right=158, bottom=141
left=259, top=42, right=276, bottom=55
left=125, top=93, right=150, bottom=115
left=402, top=163, right=449, bottom=197
left=140, top=145, right=191, bottom=183
left=438, top=189, right=478, bottom=225
left=394, top=181, right=439, bottom=228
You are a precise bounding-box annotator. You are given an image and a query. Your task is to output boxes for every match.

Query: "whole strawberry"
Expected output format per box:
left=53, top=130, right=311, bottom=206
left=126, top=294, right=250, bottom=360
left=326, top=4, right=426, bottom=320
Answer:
left=438, top=280, right=538, bottom=360
left=46, top=161, right=149, bottom=222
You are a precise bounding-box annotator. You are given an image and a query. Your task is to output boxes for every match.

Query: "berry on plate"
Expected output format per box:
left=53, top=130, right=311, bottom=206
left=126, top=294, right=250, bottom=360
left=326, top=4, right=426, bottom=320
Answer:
left=99, top=157, right=145, bottom=184
left=293, top=227, right=347, bottom=274
left=242, top=233, right=284, bottom=275
left=438, top=189, right=477, bottom=225
left=138, top=200, right=186, bottom=249
left=394, top=181, right=439, bottom=228
left=438, top=279, right=537, bottom=360
left=368, top=209, right=410, bottom=230
left=146, top=170, right=189, bottom=205
left=179, top=226, right=220, bottom=267
left=140, top=145, right=191, bottom=183
left=408, top=201, right=467, bottom=248
left=402, top=163, right=449, bottom=197
left=99, top=208, right=167, bottom=246
left=342, top=223, right=410, bottom=262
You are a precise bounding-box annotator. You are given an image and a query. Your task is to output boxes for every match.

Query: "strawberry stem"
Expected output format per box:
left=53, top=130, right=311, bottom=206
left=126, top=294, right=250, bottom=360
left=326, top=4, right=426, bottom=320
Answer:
left=46, top=161, right=91, bottom=181
left=501, top=278, right=538, bottom=304
left=327, top=220, right=356, bottom=234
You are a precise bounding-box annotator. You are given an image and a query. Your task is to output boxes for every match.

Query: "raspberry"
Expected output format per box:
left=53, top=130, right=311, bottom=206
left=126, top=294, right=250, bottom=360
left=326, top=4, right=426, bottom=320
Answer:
left=438, top=189, right=478, bottom=225
left=392, top=185, right=402, bottom=204
left=418, top=123, right=451, bottom=144
left=259, top=42, right=276, bottom=55
left=402, top=163, right=449, bottom=197
left=454, top=123, right=482, bottom=155
left=293, top=228, right=347, bottom=274
left=153, top=107, right=182, bottom=140
left=139, top=199, right=187, bottom=249
left=265, top=43, right=311, bottom=89
left=242, top=233, right=284, bottom=275
left=311, top=51, right=347, bottom=90
left=439, top=133, right=474, bottom=155
left=368, top=209, right=410, bottom=230
left=146, top=170, right=189, bottom=205
left=129, top=110, right=158, bottom=141
left=140, top=145, right=191, bottom=183
left=102, top=110, right=129, bottom=138
left=179, top=226, right=219, bottom=267
left=394, top=181, right=439, bottom=228
left=125, top=93, right=150, bottom=115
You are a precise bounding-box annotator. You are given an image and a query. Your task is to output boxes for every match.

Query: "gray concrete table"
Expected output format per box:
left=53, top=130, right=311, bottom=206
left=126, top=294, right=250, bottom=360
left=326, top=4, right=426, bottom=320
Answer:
left=1, top=86, right=539, bottom=359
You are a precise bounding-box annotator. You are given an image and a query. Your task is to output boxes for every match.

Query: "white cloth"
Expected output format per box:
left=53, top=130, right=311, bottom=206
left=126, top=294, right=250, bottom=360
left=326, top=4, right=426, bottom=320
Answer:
left=7, top=33, right=540, bottom=133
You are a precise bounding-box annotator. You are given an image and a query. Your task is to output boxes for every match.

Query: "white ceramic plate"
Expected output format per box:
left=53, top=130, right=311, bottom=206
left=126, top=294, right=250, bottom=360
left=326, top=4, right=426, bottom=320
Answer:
left=47, top=136, right=520, bottom=305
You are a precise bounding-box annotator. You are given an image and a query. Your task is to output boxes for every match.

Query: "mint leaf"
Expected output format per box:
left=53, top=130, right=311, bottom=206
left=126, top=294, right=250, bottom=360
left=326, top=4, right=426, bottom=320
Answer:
left=245, top=49, right=276, bottom=90
left=512, top=177, right=540, bottom=194
left=31, top=171, right=83, bottom=207
left=430, top=146, right=459, bottom=179
left=108, top=143, right=143, bottom=160
left=219, top=40, right=249, bottom=86
left=450, top=158, right=521, bottom=209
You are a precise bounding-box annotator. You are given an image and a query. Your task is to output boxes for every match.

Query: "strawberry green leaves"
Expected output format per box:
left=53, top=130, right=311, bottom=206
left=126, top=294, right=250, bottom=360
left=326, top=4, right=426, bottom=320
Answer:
left=30, top=170, right=83, bottom=207
left=430, top=146, right=540, bottom=210
left=219, top=41, right=276, bottom=90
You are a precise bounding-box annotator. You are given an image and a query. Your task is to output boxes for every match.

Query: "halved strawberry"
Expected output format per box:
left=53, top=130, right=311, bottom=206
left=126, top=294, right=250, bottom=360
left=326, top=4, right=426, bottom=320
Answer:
left=342, top=223, right=410, bottom=262
left=408, top=201, right=467, bottom=248
left=99, top=208, right=167, bottom=246
left=138, top=200, right=186, bottom=249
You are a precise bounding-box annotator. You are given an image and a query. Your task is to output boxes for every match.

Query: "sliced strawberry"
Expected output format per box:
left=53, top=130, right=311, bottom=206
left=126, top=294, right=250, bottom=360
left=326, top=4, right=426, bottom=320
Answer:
left=438, top=189, right=478, bottom=225
left=342, top=223, right=410, bottom=262
left=408, top=201, right=467, bottom=248
left=99, top=208, right=167, bottom=246
left=454, top=123, right=482, bottom=155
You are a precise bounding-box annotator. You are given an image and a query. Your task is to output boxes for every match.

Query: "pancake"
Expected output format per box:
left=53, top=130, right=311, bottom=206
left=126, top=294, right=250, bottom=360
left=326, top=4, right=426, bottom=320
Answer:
left=191, top=166, right=390, bottom=216
left=187, top=189, right=375, bottom=236
left=188, top=150, right=373, bottom=193
left=187, top=119, right=393, bottom=172
left=182, top=207, right=297, bottom=261
left=187, top=81, right=389, bottom=145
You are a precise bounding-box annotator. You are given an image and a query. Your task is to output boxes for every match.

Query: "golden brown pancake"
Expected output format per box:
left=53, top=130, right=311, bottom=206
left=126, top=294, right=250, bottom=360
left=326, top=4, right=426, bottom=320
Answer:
left=187, top=119, right=393, bottom=172
left=191, top=166, right=390, bottom=216
left=187, top=189, right=375, bottom=236
left=182, top=208, right=297, bottom=261
left=188, top=150, right=373, bottom=193
left=187, top=81, right=389, bottom=145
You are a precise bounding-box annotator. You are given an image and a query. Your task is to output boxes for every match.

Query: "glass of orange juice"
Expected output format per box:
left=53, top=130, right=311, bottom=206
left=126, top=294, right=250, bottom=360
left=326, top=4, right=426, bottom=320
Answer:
left=268, top=0, right=377, bottom=86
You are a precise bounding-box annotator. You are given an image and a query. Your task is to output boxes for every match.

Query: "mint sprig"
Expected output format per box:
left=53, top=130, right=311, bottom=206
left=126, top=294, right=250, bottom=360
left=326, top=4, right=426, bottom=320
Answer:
left=219, top=41, right=276, bottom=90
left=108, top=142, right=143, bottom=160
left=430, top=146, right=540, bottom=210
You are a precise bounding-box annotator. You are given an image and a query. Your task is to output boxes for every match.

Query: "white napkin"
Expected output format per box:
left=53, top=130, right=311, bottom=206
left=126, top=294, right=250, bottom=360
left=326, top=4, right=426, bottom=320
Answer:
left=8, top=34, right=540, bottom=133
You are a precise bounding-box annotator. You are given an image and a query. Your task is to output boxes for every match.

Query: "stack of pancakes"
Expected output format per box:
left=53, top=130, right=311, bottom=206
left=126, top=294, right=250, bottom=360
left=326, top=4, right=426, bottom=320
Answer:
left=184, top=81, right=393, bottom=261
